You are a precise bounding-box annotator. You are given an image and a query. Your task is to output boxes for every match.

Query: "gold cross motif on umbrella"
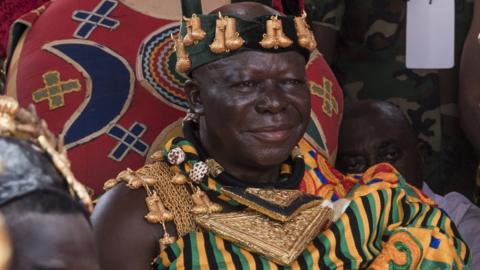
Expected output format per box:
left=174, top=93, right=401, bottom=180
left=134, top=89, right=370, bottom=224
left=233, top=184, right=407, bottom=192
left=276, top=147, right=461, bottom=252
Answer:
left=32, top=71, right=81, bottom=110
left=310, top=77, right=338, bottom=117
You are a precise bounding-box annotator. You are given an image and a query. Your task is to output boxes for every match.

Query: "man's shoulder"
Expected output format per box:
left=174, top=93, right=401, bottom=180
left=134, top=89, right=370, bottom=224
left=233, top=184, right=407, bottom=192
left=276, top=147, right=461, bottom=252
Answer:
left=92, top=160, right=196, bottom=237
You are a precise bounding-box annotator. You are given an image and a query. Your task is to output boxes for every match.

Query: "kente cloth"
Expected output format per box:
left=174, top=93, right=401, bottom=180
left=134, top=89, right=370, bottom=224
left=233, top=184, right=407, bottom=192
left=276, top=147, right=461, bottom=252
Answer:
left=423, top=182, right=480, bottom=270
left=304, top=0, right=477, bottom=197
left=152, top=136, right=471, bottom=269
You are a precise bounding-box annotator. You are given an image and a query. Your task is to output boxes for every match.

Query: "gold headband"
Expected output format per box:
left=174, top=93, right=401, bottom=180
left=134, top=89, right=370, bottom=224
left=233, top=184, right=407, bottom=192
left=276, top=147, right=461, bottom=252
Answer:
left=0, top=96, right=93, bottom=212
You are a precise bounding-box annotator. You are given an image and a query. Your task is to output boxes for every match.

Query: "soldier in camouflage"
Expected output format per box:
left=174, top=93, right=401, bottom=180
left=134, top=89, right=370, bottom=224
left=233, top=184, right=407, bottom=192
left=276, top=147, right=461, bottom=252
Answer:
left=305, top=0, right=477, bottom=198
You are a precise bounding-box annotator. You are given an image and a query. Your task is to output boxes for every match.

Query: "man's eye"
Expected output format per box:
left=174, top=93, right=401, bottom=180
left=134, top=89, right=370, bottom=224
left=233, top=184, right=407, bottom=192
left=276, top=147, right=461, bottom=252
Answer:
left=346, top=163, right=363, bottom=173
left=381, top=150, right=400, bottom=161
left=340, top=158, right=366, bottom=174
left=283, top=79, right=305, bottom=85
left=236, top=81, right=258, bottom=88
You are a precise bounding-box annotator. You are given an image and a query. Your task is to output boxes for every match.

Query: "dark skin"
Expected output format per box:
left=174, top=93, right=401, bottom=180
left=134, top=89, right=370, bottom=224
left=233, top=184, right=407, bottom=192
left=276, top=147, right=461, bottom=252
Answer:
left=92, top=3, right=312, bottom=270
left=11, top=213, right=100, bottom=270
left=336, top=100, right=424, bottom=188
left=188, top=51, right=310, bottom=184
left=460, top=1, right=480, bottom=157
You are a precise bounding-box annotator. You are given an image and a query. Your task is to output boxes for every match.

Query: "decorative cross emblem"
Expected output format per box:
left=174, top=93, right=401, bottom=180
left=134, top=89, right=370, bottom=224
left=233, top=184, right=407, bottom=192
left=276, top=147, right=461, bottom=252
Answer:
left=32, top=71, right=81, bottom=110
left=72, top=0, right=120, bottom=39
left=107, top=122, right=149, bottom=161
left=310, top=77, right=338, bottom=117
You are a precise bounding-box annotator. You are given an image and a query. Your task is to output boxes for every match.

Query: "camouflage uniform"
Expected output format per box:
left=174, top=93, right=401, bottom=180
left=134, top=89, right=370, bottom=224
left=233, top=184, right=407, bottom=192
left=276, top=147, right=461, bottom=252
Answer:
left=305, top=0, right=477, bottom=197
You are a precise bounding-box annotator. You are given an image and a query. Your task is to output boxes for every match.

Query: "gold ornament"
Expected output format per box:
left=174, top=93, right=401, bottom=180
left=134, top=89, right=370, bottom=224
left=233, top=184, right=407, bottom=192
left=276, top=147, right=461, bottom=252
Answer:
left=0, top=96, right=93, bottom=212
left=171, top=173, right=188, bottom=185
left=142, top=176, right=158, bottom=186
left=210, top=12, right=244, bottom=54
left=291, top=146, right=304, bottom=159
left=117, top=168, right=144, bottom=189
left=210, top=13, right=228, bottom=53
left=183, top=14, right=206, bottom=46
left=294, top=11, right=317, bottom=51
left=135, top=161, right=197, bottom=238
left=159, top=232, right=177, bottom=251
left=0, top=96, right=18, bottom=135
left=195, top=204, right=333, bottom=266
left=103, top=178, right=120, bottom=191
left=145, top=192, right=174, bottom=224
left=172, top=34, right=192, bottom=73
left=149, top=151, right=163, bottom=162
left=260, top=16, right=293, bottom=49
left=224, top=17, right=244, bottom=51
left=191, top=188, right=222, bottom=215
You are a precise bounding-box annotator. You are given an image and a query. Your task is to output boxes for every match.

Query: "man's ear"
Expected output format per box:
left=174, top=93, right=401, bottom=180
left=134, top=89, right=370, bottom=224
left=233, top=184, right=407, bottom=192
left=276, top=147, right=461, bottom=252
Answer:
left=416, top=139, right=429, bottom=166
left=184, top=79, right=205, bottom=115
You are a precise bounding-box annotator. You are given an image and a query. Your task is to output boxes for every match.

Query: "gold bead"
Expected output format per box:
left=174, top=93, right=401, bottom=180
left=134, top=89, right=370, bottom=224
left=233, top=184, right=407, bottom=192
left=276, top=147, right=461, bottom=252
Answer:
left=150, top=151, right=163, bottom=161
left=171, top=173, right=188, bottom=185
left=103, top=178, right=119, bottom=190
left=159, top=233, right=176, bottom=251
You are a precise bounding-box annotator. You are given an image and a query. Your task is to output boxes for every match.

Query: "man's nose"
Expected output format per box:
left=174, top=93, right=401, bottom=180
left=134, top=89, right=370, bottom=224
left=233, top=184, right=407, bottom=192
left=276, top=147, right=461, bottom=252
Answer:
left=254, top=81, right=288, bottom=114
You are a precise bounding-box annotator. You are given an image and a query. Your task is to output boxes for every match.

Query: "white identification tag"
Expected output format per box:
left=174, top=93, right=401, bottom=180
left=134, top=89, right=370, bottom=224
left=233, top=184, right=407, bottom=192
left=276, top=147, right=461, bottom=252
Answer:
left=406, top=0, right=455, bottom=69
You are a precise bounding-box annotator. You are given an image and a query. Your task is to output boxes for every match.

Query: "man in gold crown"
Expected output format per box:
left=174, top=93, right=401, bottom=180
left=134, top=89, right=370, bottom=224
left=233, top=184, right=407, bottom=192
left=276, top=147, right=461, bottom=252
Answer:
left=92, top=1, right=471, bottom=269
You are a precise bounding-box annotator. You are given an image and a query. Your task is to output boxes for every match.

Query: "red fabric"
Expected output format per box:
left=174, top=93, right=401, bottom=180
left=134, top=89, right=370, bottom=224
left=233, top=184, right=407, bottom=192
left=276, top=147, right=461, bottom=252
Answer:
left=272, top=0, right=284, bottom=13
left=0, top=0, right=48, bottom=58
left=7, top=0, right=343, bottom=196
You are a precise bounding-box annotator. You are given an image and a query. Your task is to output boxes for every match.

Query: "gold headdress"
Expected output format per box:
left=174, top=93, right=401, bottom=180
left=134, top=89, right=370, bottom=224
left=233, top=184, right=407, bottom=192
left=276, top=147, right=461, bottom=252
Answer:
left=0, top=96, right=93, bottom=212
left=173, top=0, right=318, bottom=74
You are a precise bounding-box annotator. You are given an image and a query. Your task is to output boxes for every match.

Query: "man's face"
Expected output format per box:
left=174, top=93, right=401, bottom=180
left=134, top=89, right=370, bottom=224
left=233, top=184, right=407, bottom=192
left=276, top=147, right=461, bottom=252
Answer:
left=11, top=213, right=100, bottom=270
left=336, top=114, right=423, bottom=186
left=192, top=51, right=311, bottom=170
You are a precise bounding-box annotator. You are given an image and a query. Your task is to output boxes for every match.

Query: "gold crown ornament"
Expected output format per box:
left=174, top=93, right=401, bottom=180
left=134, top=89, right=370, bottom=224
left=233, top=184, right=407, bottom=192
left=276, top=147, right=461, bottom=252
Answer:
left=0, top=96, right=93, bottom=212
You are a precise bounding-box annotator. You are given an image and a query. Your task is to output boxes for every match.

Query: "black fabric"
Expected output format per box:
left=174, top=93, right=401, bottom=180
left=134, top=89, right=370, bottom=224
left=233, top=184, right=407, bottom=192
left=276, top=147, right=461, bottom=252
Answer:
left=180, top=14, right=311, bottom=74
left=181, top=0, right=203, bottom=17
left=222, top=185, right=322, bottom=218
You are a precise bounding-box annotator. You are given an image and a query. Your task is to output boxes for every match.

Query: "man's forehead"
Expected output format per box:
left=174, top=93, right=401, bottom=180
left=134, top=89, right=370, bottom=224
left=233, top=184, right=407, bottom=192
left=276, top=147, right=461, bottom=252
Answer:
left=193, top=51, right=306, bottom=77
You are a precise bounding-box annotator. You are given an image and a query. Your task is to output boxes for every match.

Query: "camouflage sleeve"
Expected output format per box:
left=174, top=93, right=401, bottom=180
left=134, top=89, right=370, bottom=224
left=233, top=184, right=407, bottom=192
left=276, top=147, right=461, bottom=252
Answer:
left=304, top=0, right=344, bottom=31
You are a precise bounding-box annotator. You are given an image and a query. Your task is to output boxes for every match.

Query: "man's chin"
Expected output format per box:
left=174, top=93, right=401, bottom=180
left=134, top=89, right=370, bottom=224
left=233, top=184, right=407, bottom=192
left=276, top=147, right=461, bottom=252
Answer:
left=247, top=149, right=295, bottom=167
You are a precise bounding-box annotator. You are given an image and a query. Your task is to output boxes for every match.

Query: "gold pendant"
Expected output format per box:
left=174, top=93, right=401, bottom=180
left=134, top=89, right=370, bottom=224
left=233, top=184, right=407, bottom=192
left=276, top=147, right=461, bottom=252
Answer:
left=172, top=34, right=192, bottom=73
left=0, top=96, right=18, bottom=135
left=260, top=16, right=293, bottom=49
left=195, top=204, right=333, bottom=266
left=117, top=168, right=144, bottom=189
left=294, top=11, right=317, bottom=51
left=210, top=12, right=244, bottom=54
left=183, top=14, right=206, bottom=46
left=145, top=192, right=174, bottom=224
left=191, top=189, right=223, bottom=215
left=159, top=232, right=177, bottom=251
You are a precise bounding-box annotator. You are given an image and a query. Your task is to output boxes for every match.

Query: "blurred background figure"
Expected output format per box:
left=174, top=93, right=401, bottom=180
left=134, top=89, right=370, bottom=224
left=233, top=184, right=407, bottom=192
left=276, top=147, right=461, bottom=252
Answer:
left=305, top=0, right=477, bottom=200
left=336, top=100, right=480, bottom=269
left=460, top=0, right=480, bottom=204
left=0, top=96, right=99, bottom=270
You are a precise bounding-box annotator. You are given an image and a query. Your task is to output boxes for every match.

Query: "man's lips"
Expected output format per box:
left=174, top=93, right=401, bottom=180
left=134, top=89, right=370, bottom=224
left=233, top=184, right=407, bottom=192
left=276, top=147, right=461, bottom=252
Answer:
left=246, top=125, right=294, bottom=142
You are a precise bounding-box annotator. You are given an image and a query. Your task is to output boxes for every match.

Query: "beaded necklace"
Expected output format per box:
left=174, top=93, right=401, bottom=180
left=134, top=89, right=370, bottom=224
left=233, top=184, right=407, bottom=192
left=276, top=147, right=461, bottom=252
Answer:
left=161, top=121, right=306, bottom=207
